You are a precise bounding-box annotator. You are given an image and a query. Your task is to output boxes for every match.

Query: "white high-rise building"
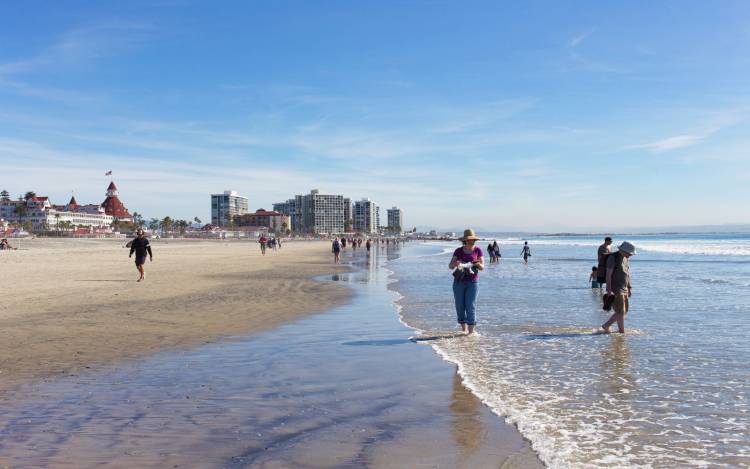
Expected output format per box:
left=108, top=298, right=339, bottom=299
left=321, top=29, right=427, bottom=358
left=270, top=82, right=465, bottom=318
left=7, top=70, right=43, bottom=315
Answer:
left=353, top=198, right=379, bottom=234
left=297, top=189, right=345, bottom=234
left=211, top=190, right=248, bottom=226
left=387, top=206, right=404, bottom=233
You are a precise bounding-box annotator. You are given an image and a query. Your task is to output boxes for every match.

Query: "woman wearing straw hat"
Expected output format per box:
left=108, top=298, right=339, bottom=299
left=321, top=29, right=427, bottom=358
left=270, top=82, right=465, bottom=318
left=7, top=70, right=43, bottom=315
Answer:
left=449, top=229, right=484, bottom=335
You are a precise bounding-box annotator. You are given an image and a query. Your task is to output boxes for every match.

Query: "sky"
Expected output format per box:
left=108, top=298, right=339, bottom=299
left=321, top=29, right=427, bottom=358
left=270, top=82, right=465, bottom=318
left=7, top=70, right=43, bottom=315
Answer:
left=1, top=1, right=749, bottom=231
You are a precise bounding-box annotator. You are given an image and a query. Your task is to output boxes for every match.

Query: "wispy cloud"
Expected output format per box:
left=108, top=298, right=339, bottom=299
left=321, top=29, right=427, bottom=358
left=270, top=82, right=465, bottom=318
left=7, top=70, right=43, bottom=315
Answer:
left=628, top=134, right=706, bottom=152
left=0, top=20, right=153, bottom=77
left=568, top=29, right=595, bottom=48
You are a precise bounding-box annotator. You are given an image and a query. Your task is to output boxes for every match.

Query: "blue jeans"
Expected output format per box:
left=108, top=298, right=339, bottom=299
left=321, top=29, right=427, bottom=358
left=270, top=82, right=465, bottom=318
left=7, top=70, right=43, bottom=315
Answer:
left=453, top=281, right=478, bottom=325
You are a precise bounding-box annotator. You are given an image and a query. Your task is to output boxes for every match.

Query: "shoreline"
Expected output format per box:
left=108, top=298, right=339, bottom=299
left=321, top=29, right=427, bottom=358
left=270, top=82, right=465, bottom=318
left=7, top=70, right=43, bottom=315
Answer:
left=0, top=238, right=349, bottom=396
left=0, top=243, right=544, bottom=468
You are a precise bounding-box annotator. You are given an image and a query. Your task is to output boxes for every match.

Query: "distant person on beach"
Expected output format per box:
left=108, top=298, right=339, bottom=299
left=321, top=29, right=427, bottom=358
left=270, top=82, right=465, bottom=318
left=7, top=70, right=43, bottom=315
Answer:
left=602, top=241, right=636, bottom=334
left=277, top=237, right=282, bottom=249
left=589, top=266, right=602, bottom=290
left=341, top=238, right=347, bottom=249
left=332, top=237, right=342, bottom=264
left=449, top=229, right=484, bottom=335
left=259, top=235, right=268, bottom=256
left=492, top=240, right=501, bottom=262
left=521, top=241, right=531, bottom=264
left=365, top=239, right=372, bottom=254
left=597, top=237, right=613, bottom=285
left=487, top=242, right=496, bottom=263
left=128, top=229, right=153, bottom=282
left=0, top=238, right=17, bottom=250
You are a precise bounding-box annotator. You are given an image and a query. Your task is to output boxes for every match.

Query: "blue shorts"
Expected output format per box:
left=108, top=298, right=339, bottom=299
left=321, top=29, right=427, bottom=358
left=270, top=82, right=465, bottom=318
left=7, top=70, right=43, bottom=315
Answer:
left=591, top=281, right=601, bottom=288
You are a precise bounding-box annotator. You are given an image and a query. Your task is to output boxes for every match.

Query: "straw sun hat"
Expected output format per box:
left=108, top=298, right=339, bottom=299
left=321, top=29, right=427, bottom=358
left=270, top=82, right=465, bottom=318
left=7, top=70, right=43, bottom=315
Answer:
left=460, top=229, right=481, bottom=241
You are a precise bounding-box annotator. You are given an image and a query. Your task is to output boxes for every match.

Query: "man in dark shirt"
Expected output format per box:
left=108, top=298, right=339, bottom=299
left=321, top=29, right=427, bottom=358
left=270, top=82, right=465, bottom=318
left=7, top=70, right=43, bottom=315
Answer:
left=597, top=237, right=613, bottom=284
left=129, top=229, right=153, bottom=282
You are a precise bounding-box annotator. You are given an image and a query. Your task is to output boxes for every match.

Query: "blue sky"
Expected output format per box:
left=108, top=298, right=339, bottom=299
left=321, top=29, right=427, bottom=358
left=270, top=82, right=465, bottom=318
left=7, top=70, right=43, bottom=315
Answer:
left=1, top=1, right=749, bottom=230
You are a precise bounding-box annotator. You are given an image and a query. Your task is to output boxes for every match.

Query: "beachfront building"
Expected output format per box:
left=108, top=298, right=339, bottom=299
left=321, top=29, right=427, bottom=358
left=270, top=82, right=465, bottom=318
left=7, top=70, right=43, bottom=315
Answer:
left=0, top=195, right=114, bottom=231
left=100, top=181, right=133, bottom=223
left=353, top=198, right=380, bottom=234
left=296, top=189, right=345, bottom=234
left=343, top=198, right=354, bottom=232
left=235, top=209, right=290, bottom=233
left=272, top=198, right=298, bottom=233
left=211, top=190, right=249, bottom=227
left=387, top=206, right=404, bottom=234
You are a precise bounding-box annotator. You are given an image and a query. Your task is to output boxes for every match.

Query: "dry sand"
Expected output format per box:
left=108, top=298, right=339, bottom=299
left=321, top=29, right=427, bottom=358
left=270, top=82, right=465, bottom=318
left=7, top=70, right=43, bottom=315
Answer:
left=0, top=238, right=348, bottom=395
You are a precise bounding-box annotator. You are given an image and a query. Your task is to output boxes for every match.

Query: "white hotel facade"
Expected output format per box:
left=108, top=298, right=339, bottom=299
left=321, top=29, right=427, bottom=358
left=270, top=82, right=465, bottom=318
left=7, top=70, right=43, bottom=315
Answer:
left=0, top=196, right=114, bottom=231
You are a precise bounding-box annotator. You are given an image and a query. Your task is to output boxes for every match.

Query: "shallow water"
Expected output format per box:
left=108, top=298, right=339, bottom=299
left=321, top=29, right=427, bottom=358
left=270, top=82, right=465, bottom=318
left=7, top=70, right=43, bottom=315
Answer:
left=388, top=235, right=750, bottom=469
left=0, top=246, right=541, bottom=468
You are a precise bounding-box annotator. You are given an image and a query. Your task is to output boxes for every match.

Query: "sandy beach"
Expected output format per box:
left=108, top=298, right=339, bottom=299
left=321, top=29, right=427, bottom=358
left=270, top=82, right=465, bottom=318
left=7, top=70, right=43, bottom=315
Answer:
left=0, top=238, right=348, bottom=395
left=0, top=244, right=543, bottom=468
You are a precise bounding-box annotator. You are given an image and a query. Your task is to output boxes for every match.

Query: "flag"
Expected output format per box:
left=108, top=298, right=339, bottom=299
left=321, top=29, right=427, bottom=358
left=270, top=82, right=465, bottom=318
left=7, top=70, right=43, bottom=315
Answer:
left=105, top=171, right=112, bottom=176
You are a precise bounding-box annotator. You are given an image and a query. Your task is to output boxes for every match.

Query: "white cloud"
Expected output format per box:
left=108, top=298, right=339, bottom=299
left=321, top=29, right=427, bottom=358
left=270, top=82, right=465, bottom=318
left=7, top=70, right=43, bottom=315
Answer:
left=628, top=134, right=705, bottom=152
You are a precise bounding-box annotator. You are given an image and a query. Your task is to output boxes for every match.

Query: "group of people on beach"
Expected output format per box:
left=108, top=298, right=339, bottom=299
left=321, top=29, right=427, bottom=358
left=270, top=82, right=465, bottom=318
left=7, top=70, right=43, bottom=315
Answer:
left=449, top=229, right=635, bottom=336
left=257, top=235, right=282, bottom=256
left=331, top=236, right=405, bottom=264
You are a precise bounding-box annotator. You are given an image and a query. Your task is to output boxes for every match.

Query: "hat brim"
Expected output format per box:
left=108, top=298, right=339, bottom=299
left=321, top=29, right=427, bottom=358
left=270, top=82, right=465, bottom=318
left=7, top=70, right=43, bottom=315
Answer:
left=460, top=236, right=481, bottom=241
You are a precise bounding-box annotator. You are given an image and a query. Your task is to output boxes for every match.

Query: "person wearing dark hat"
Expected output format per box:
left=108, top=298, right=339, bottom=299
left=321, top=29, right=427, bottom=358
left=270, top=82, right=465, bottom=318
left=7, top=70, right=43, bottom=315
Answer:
left=602, top=241, right=636, bottom=333
left=448, top=229, right=484, bottom=335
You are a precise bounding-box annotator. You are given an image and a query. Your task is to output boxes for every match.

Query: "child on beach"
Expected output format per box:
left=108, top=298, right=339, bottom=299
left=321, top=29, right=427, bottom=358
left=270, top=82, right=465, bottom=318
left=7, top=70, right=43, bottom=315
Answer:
left=589, top=266, right=601, bottom=290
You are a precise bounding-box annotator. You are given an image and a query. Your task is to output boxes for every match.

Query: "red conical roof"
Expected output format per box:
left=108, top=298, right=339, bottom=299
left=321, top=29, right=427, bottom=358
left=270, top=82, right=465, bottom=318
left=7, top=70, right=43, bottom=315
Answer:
left=107, top=181, right=118, bottom=192
left=68, top=196, right=78, bottom=206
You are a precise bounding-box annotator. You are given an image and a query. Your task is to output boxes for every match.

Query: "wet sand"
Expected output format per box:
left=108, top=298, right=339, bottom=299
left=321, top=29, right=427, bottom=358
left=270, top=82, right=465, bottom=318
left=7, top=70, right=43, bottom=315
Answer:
left=0, top=238, right=348, bottom=395
left=0, top=249, right=543, bottom=468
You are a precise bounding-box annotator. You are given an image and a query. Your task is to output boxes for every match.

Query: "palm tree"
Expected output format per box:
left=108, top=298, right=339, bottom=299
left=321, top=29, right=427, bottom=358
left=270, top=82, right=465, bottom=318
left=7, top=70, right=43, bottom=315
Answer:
left=160, top=216, right=173, bottom=234
left=132, top=211, right=145, bottom=228
left=54, top=213, right=61, bottom=236
left=193, top=216, right=202, bottom=225
left=14, top=202, right=28, bottom=226
left=148, top=218, right=160, bottom=231
left=24, top=191, right=36, bottom=201
left=0, top=190, right=9, bottom=201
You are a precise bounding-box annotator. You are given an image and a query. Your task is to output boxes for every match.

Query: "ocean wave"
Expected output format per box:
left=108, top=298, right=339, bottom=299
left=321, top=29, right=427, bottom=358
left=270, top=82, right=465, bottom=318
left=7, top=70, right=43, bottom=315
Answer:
left=468, top=238, right=750, bottom=256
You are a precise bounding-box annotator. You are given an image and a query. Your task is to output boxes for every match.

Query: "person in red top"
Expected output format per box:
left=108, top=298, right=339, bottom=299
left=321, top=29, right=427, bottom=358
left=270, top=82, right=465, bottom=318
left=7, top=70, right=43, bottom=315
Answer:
left=448, top=229, right=484, bottom=335
left=258, top=234, right=268, bottom=256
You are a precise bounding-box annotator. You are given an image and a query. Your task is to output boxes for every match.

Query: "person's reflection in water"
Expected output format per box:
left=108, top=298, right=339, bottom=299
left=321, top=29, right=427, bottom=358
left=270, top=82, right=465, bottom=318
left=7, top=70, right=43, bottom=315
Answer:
left=449, top=371, right=482, bottom=458
left=599, top=336, right=635, bottom=400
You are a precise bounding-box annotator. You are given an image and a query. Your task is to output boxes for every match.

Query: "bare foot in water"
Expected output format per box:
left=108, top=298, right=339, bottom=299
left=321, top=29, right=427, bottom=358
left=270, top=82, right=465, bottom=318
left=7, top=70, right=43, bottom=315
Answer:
left=601, top=325, right=612, bottom=334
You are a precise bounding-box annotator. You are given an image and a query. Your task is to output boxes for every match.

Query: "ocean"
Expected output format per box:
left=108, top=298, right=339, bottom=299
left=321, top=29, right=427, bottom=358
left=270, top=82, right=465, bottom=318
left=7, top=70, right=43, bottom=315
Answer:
left=386, top=233, right=750, bottom=468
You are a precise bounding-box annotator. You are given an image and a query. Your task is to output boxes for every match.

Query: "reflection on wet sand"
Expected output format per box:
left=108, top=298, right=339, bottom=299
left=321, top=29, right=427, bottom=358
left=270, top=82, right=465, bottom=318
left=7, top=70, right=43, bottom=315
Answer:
left=450, top=371, right=483, bottom=458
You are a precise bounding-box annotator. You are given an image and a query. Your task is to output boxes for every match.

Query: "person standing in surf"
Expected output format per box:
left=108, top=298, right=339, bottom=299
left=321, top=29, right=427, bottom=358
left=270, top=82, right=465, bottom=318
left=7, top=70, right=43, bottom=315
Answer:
left=332, top=237, right=342, bottom=264
left=602, top=241, right=636, bottom=334
left=597, top=236, right=613, bottom=286
left=128, top=228, right=153, bottom=282
left=449, top=229, right=484, bottom=335
left=520, top=241, right=531, bottom=264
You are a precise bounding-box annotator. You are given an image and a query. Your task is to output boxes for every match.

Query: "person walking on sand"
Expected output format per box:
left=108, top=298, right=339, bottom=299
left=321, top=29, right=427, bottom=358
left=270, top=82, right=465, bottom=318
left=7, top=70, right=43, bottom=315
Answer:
left=365, top=238, right=372, bottom=254
left=258, top=234, right=268, bottom=256
left=597, top=236, right=613, bottom=286
left=487, top=242, right=496, bottom=263
left=602, top=241, right=636, bottom=334
left=128, top=229, right=153, bottom=282
left=332, top=237, right=342, bottom=264
left=492, top=240, right=501, bottom=262
left=449, top=229, right=484, bottom=335
left=520, top=241, right=531, bottom=264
